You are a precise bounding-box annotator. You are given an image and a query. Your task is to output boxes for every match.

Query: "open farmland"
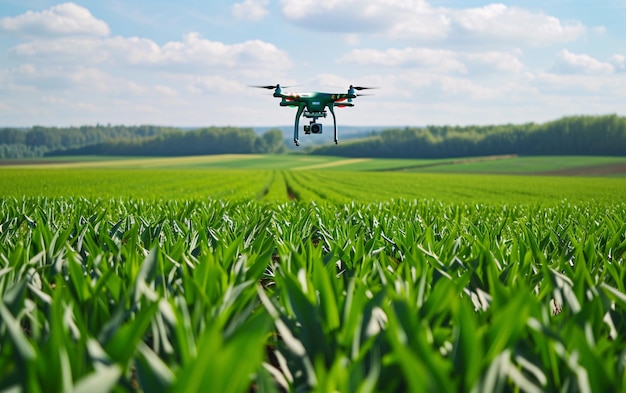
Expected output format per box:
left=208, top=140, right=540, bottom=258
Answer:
left=413, top=156, right=626, bottom=176
left=2, top=154, right=626, bottom=204
left=1, top=155, right=626, bottom=392
left=4, top=153, right=626, bottom=173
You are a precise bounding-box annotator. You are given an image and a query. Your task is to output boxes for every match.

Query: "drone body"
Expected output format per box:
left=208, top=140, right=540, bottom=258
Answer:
left=254, top=84, right=373, bottom=146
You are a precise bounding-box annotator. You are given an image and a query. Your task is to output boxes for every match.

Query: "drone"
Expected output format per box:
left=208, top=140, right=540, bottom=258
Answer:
left=252, top=84, right=374, bottom=146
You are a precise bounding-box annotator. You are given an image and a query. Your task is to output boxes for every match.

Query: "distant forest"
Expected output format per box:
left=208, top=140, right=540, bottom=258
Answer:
left=310, top=115, right=626, bottom=158
left=0, top=125, right=285, bottom=158
left=1, top=115, right=625, bottom=159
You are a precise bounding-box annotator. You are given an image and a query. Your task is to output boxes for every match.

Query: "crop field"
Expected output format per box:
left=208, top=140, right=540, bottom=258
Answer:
left=3, top=153, right=626, bottom=174
left=2, top=154, right=626, bottom=204
left=415, top=156, right=626, bottom=176
left=1, top=155, right=626, bottom=392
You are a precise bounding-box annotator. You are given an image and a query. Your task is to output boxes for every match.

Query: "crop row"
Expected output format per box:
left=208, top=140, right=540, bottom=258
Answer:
left=283, top=170, right=626, bottom=205
left=1, top=197, right=625, bottom=392
left=258, top=169, right=626, bottom=205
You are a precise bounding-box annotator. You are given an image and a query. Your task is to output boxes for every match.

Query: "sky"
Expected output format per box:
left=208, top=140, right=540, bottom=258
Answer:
left=1, top=0, right=625, bottom=129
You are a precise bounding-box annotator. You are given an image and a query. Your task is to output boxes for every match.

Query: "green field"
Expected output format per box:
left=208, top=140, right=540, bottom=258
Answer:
left=1, top=155, right=626, bottom=392
left=5, top=153, right=626, bottom=172
left=2, top=167, right=626, bottom=204
left=2, top=154, right=626, bottom=204
left=416, top=155, right=626, bottom=175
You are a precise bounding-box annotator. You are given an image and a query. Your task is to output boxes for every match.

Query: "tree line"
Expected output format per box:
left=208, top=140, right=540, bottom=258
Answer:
left=0, top=125, right=285, bottom=158
left=309, top=115, right=626, bottom=157
left=2, top=115, right=625, bottom=159
left=0, top=124, right=176, bottom=158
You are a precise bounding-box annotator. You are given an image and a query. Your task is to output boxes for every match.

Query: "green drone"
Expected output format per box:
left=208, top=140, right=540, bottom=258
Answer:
left=253, top=84, right=374, bottom=146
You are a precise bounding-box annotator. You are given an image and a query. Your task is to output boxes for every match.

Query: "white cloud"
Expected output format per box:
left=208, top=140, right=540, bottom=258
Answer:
left=465, top=51, right=524, bottom=73
left=10, top=32, right=292, bottom=72
left=339, top=48, right=467, bottom=73
left=531, top=71, right=626, bottom=97
left=552, top=49, right=614, bottom=74
left=11, top=37, right=112, bottom=64
left=232, top=0, right=269, bottom=21
left=188, top=76, right=246, bottom=94
left=450, top=4, right=585, bottom=46
left=0, top=3, right=110, bottom=37
left=339, top=47, right=524, bottom=75
left=306, top=74, right=358, bottom=91
left=610, top=54, right=625, bottom=70
left=281, top=0, right=449, bottom=38
left=139, top=33, right=289, bottom=68
left=280, top=0, right=586, bottom=46
left=402, top=72, right=500, bottom=101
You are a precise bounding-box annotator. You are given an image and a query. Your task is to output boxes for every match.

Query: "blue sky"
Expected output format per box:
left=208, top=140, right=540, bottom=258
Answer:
left=1, top=0, right=625, bottom=129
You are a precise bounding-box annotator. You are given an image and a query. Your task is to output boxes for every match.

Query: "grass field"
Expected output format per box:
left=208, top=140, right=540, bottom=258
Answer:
left=1, top=154, right=625, bottom=392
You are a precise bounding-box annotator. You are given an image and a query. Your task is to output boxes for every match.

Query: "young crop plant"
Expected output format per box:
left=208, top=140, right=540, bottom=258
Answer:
left=0, top=197, right=625, bottom=392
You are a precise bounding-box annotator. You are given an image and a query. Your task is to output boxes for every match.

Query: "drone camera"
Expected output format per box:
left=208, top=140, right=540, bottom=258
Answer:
left=304, top=125, right=311, bottom=134
left=311, top=123, right=322, bottom=134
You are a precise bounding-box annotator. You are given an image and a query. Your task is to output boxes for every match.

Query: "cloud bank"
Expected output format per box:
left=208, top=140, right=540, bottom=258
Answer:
left=0, top=2, right=110, bottom=37
left=280, top=0, right=586, bottom=46
left=0, top=1, right=624, bottom=127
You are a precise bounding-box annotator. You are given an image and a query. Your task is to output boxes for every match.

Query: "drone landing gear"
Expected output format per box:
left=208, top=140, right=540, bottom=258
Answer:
left=291, top=104, right=339, bottom=145
left=328, top=105, right=338, bottom=144
left=293, top=104, right=305, bottom=147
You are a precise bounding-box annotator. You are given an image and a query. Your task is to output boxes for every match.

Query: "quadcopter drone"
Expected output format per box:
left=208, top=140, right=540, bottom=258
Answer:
left=252, top=84, right=374, bottom=146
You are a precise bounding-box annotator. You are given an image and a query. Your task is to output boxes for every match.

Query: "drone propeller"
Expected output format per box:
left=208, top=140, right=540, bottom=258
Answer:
left=250, top=84, right=297, bottom=90
left=350, top=85, right=378, bottom=91
left=251, top=84, right=280, bottom=89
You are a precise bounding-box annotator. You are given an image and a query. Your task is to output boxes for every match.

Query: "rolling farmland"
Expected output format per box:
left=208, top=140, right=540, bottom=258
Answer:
left=1, top=155, right=626, bottom=392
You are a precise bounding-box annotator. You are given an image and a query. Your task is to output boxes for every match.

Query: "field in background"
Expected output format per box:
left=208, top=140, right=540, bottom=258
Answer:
left=4, top=154, right=626, bottom=173
left=415, top=155, right=626, bottom=176
left=2, top=167, right=626, bottom=205
left=1, top=154, right=626, bottom=204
